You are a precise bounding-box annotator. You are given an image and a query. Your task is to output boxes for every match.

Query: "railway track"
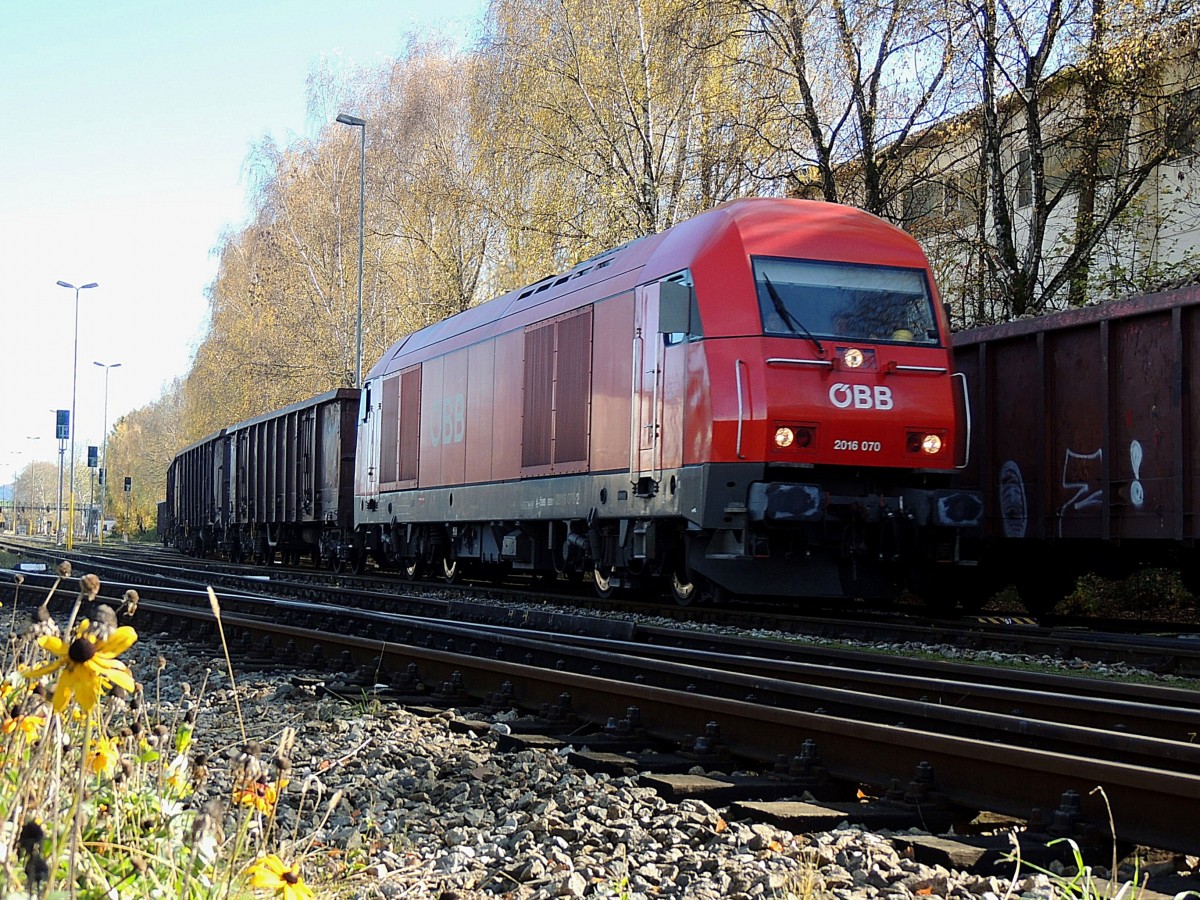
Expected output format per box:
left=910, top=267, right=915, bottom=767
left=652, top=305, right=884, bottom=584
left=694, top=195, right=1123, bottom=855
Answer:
left=7, top=537, right=1200, bottom=676
left=3, top=544, right=1199, bottom=857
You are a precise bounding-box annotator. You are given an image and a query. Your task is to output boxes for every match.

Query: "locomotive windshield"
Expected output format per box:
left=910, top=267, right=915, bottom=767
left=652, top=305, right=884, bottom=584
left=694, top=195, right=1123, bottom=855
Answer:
left=752, top=257, right=940, bottom=345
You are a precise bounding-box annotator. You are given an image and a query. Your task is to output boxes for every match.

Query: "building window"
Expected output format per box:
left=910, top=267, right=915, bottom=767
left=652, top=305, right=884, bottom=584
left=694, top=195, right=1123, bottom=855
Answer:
left=1167, top=86, right=1200, bottom=158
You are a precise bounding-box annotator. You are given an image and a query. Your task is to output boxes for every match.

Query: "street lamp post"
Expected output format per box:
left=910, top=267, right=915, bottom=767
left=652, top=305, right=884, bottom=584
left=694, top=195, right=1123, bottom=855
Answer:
left=56, top=280, right=98, bottom=550
left=336, top=112, right=366, bottom=388
left=94, top=361, right=121, bottom=544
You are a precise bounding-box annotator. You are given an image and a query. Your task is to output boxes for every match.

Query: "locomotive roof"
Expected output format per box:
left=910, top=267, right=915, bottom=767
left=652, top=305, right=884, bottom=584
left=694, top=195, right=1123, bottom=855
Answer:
left=366, top=196, right=923, bottom=380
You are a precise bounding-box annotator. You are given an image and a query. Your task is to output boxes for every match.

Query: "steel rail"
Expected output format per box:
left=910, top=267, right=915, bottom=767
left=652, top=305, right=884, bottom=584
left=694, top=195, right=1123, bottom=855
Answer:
left=125, top=595, right=1200, bottom=854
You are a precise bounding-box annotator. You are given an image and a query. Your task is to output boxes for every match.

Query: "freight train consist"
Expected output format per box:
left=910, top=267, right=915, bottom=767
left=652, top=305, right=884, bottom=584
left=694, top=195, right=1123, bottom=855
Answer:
left=953, top=284, right=1200, bottom=612
left=162, top=198, right=985, bottom=603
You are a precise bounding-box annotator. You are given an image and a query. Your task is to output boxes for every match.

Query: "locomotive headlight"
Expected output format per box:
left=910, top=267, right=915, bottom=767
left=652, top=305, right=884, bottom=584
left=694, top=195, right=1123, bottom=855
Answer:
left=906, top=431, right=944, bottom=455
left=775, top=426, right=795, bottom=448
left=843, top=348, right=864, bottom=368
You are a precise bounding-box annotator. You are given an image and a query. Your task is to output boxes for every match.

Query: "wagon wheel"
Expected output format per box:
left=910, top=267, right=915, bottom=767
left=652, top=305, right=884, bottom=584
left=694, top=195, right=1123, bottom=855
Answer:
left=442, top=556, right=461, bottom=585
left=330, top=554, right=347, bottom=575
left=402, top=558, right=422, bottom=581
left=592, top=565, right=615, bottom=600
left=349, top=552, right=366, bottom=576
left=669, top=571, right=698, bottom=607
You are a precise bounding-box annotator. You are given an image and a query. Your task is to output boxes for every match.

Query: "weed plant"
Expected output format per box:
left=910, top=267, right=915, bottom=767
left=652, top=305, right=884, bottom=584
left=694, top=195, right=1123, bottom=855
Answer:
left=1062, top=569, right=1197, bottom=618
left=0, top=567, right=338, bottom=899
left=1000, top=789, right=1200, bottom=900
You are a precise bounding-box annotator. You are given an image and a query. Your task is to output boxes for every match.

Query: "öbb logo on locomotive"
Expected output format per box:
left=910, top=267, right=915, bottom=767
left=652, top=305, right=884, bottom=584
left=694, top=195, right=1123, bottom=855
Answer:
left=827, top=383, right=894, bottom=410
left=161, top=197, right=984, bottom=606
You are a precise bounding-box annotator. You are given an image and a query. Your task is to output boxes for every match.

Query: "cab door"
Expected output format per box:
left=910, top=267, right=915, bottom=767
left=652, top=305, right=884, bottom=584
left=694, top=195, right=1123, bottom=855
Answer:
left=355, top=380, right=380, bottom=502
left=632, top=283, right=664, bottom=487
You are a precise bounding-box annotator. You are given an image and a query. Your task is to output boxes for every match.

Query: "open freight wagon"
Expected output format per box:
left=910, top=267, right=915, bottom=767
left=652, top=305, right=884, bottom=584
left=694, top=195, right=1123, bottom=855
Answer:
left=953, top=284, right=1200, bottom=612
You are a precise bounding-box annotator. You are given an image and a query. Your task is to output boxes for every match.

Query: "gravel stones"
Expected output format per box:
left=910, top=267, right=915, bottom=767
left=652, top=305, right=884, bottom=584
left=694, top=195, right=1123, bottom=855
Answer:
left=122, top=631, right=1061, bottom=900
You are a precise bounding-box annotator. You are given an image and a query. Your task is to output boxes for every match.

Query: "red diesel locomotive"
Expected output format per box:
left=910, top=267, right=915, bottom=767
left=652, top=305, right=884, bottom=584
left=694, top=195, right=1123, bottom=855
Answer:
left=341, top=197, right=982, bottom=601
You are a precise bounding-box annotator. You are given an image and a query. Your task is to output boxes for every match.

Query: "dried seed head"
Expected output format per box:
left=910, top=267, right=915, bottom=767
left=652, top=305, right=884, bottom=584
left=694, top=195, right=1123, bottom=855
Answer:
left=232, top=745, right=265, bottom=787
left=57, top=562, right=72, bottom=578
left=87, top=605, right=118, bottom=642
left=277, top=726, right=296, bottom=758
left=191, top=798, right=224, bottom=844
left=13, top=574, right=24, bottom=585
left=122, top=589, right=138, bottom=615
left=20, top=605, right=60, bottom=643
left=79, top=573, right=100, bottom=600
left=24, top=852, right=48, bottom=888
left=157, top=655, right=167, bottom=672
left=18, top=820, right=45, bottom=856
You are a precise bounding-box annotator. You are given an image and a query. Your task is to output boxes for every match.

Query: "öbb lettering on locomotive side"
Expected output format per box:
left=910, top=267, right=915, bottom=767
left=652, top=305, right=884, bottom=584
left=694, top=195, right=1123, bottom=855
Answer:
left=161, top=198, right=983, bottom=606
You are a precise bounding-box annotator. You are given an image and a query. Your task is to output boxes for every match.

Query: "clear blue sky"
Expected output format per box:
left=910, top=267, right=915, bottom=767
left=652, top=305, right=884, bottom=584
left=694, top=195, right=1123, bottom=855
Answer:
left=0, top=0, right=484, bottom=479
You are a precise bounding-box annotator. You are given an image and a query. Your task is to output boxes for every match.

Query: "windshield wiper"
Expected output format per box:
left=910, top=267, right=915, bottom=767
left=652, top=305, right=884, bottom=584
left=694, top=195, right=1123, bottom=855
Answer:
left=763, top=274, right=824, bottom=355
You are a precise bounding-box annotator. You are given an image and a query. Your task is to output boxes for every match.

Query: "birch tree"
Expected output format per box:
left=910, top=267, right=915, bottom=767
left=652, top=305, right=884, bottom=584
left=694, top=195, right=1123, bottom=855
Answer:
left=482, top=0, right=758, bottom=260
left=965, top=0, right=1199, bottom=317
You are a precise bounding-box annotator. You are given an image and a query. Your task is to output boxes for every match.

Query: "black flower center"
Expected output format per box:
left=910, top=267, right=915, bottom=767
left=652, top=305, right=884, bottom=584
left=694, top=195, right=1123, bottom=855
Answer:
left=68, top=637, right=97, bottom=663
left=283, top=870, right=299, bottom=885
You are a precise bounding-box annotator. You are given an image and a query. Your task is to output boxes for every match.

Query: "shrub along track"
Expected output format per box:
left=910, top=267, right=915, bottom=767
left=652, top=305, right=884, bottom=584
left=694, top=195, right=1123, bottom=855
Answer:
left=2, top=543, right=1199, bottom=857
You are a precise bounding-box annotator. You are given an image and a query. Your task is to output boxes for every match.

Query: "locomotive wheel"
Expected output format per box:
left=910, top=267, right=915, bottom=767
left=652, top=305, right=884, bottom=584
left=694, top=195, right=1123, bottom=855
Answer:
left=442, top=557, right=460, bottom=584
left=349, top=553, right=366, bottom=576
left=592, top=565, right=614, bottom=599
left=669, top=572, right=698, bottom=606
left=331, top=555, right=347, bottom=574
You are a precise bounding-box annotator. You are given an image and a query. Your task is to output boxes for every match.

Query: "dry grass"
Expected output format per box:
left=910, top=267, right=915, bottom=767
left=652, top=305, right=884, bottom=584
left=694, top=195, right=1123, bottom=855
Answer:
left=0, top=567, right=341, bottom=899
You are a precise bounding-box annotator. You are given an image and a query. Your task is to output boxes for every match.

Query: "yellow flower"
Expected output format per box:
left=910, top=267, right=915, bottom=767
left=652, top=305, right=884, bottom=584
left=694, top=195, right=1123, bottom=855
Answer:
left=234, top=777, right=282, bottom=813
left=1, top=713, right=45, bottom=741
left=246, top=854, right=314, bottom=900
left=24, top=621, right=137, bottom=713
left=86, top=734, right=121, bottom=776
left=164, top=753, right=193, bottom=798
